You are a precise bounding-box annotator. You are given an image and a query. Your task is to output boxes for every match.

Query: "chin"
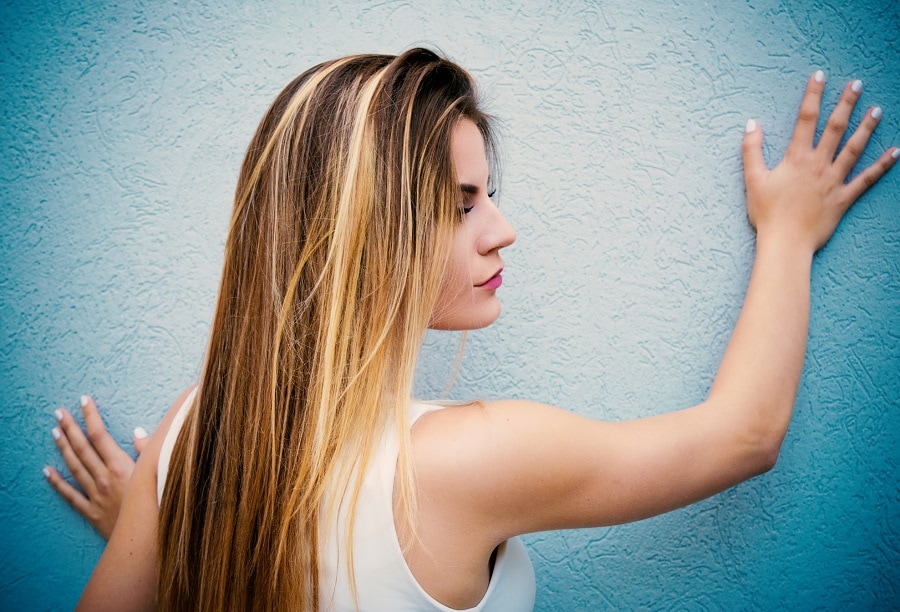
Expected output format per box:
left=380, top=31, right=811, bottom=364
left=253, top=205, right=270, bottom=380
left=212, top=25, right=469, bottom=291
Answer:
left=428, top=301, right=501, bottom=331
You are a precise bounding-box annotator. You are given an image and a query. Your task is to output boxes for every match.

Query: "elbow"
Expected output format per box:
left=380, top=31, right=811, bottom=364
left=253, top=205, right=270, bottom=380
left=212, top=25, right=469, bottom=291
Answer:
left=747, top=425, right=785, bottom=476
left=755, top=438, right=781, bottom=474
left=707, top=396, right=790, bottom=477
left=716, top=403, right=785, bottom=478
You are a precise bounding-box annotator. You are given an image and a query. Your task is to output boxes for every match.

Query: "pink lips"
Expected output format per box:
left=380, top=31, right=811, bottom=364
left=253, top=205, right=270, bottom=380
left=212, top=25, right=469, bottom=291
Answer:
left=478, top=272, right=503, bottom=290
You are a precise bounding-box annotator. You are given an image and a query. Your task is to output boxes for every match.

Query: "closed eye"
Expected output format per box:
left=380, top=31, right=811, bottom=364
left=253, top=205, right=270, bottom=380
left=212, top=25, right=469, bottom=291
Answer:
left=458, top=182, right=496, bottom=215
left=459, top=183, right=479, bottom=215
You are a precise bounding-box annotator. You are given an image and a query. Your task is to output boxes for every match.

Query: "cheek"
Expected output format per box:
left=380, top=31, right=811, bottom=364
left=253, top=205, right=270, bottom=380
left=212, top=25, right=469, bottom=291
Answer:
left=437, top=257, right=468, bottom=304
left=438, top=232, right=471, bottom=298
left=429, top=240, right=471, bottom=329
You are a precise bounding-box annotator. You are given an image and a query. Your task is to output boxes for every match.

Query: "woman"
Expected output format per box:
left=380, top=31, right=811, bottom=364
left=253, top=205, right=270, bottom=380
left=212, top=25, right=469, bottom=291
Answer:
left=48, top=49, right=895, bottom=610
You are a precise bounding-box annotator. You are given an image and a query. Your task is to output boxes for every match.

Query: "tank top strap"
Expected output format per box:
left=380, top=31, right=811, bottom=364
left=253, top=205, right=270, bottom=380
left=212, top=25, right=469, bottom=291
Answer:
left=157, top=387, right=199, bottom=505
left=408, top=401, right=445, bottom=425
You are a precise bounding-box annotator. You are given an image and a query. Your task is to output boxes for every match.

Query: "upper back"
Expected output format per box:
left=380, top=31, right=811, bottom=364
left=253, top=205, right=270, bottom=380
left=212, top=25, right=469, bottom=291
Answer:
left=156, top=398, right=535, bottom=611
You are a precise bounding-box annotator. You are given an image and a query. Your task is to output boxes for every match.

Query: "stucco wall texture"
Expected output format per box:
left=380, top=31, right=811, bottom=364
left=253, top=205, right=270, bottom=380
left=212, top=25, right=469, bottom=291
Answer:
left=2, top=0, right=898, bottom=609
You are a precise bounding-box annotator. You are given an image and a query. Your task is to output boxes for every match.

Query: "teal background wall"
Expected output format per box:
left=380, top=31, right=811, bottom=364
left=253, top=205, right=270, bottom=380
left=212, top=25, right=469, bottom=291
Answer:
left=2, top=0, right=898, bottom=609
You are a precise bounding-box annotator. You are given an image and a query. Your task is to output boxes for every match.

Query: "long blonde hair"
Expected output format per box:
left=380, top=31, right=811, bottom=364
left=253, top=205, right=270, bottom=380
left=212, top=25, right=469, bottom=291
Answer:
left=157, top=49, right=497, bottom=610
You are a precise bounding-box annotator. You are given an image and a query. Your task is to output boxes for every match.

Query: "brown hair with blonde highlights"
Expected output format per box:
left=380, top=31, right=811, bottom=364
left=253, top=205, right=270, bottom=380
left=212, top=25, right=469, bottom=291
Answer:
left=157, top=48, right=496, bottom=610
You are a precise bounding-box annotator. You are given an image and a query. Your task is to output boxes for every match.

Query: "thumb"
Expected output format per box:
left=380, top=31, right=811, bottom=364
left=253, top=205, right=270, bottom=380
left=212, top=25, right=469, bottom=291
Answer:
left=133, top=426, right=150, bottom=455
left=742, top=119, right=767, bottom=185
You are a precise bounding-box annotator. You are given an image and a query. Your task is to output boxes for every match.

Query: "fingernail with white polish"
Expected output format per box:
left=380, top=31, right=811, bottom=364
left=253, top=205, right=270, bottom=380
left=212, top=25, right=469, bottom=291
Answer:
left=872, top=107, right=882, bottom=120
left=42, top=467, right=51, bottom=478
left=814, top=70, right=825, bottom=83
left=52, top=427, right=61, bottom=441
left=54, top=409, right=63, bottom=422
left=851, top=80, right=863, bottom=93
left=134, top=426, right=148, bottom=439
left=745, top=119, right=757, bottom=133
left=892, top=149, right=900, bottom=160
left=80, top=395, right=89, bottom=408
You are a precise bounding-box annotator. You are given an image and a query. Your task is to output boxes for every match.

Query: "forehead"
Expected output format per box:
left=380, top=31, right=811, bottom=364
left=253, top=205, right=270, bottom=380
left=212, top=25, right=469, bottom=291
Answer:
left=451, top=118, right=489, bottom=182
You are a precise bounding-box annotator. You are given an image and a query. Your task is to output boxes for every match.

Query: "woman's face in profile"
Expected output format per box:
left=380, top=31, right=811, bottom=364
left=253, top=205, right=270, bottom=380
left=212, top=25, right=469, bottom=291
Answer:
left=429, top=119, right=516, bottom=331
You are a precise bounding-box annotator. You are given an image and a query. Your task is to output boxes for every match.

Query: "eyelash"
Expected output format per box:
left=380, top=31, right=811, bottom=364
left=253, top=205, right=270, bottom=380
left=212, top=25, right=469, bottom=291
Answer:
left=462, top=188, right=497, bottom=215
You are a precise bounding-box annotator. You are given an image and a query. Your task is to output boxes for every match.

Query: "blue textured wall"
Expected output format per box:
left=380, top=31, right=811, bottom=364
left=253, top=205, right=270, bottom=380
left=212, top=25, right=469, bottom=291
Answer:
left=2, top=0, right=898, bottom=609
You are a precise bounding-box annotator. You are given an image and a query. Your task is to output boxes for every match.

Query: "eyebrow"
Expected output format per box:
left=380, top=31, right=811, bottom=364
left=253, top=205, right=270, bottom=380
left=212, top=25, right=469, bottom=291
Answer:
left=459, top=184, right=479, bottom=195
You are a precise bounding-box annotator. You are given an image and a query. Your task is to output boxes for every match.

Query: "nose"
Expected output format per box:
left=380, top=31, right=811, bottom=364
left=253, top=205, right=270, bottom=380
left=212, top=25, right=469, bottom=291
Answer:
left=477, top=201, right=516, bottom=254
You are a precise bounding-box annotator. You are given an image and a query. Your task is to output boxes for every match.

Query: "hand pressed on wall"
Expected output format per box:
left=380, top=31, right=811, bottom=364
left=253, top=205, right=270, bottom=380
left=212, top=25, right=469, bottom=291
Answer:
left=44, top=396, right=148, bottom=541
left=743, top=72, right=897, bottom=253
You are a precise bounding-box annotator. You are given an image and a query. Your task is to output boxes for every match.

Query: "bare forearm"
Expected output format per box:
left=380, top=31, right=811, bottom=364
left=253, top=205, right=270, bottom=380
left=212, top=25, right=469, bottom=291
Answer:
left=704, top=73, right=896, bottom=470
left=708, top=231, right=813, bottom=460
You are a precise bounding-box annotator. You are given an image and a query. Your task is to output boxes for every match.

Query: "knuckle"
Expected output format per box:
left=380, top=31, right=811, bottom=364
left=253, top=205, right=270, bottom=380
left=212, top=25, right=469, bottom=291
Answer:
left=844, top=142, right=863, bottom=159
left=69, top=437, right=88, bottom=454
left=95, top=476, right=111, bottom=495
left=87, top=428, right=107, bottom=445
left=825, top=118, right=847, bottom=135
left=110, top=463, right=128, bottom=480
left=798, top=106, right=818, bottom=123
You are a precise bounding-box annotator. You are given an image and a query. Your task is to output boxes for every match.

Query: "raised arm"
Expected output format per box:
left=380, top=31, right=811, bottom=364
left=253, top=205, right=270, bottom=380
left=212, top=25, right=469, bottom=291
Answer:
left=709, top=73, right=896, bottom=455
left=411, top=73, right=897, bottom=544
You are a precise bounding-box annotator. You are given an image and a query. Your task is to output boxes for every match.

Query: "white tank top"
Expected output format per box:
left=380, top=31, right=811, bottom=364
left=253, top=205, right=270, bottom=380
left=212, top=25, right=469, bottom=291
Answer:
left=158, top=391, right=536, bottom=611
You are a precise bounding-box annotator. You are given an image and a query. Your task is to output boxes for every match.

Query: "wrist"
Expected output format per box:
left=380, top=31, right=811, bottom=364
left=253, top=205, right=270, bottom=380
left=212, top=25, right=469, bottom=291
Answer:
left=754, top=227, right=816, bottom=266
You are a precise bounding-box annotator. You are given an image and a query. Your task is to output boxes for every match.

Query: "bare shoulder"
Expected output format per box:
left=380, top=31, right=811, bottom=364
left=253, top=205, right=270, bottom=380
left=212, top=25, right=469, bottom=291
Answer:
left=412, top=398, right=593, bottom=468
left=409, top=399, right=598, bottom=540
left=141, top=384, right=199, bottom=469
left=411, top=399, right=582, bottom=463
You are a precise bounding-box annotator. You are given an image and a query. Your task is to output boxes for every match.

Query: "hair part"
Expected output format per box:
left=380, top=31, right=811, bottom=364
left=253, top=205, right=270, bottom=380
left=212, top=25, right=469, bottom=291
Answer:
left=157, top=48, right=496, bottom=610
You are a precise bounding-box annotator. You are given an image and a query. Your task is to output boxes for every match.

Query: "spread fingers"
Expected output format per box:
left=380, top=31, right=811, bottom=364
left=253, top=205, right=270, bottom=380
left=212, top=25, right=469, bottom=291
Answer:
left=817, top=79, right=864, bottom=161
left=832, top=106, right=883, bottom=180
